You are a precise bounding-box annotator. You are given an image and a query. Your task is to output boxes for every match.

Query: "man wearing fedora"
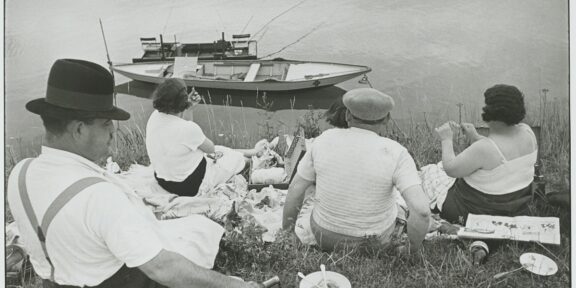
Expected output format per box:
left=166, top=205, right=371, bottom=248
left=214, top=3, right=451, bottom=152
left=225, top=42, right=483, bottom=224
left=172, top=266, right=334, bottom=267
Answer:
left=282, top=88, right=431, bottom=252
left=6, top=59, right=262, bottom=288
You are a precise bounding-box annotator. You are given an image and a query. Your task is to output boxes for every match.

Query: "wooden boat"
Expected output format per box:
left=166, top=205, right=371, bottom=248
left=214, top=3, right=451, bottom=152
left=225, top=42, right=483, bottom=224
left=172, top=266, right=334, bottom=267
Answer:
left=132, top=33, right=257, bottom=63
left=113, top=57, right=372, bottom=91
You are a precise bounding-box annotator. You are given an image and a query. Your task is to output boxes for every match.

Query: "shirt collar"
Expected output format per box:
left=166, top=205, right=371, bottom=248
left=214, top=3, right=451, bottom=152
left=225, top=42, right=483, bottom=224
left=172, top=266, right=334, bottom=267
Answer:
left=348, top=127, right=379, bottom=136
left=41, top=146, right=105, bottom=174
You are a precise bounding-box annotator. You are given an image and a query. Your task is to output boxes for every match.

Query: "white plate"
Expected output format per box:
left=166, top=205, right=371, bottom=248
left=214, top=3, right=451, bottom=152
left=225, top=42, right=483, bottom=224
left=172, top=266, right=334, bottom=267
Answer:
left=519, top=252, right=558, bottom=276
left=299, top=271, right=352, bottom=288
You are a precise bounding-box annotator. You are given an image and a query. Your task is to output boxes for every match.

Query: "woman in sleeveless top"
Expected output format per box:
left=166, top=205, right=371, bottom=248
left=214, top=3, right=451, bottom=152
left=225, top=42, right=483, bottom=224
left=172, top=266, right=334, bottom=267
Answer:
left=434, top=84, right=537, bottom=224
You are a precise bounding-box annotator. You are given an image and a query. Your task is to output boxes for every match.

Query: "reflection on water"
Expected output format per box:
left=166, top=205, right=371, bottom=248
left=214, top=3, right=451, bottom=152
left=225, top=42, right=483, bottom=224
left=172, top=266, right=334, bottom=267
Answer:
left=115, top=80, right=347, bottom=111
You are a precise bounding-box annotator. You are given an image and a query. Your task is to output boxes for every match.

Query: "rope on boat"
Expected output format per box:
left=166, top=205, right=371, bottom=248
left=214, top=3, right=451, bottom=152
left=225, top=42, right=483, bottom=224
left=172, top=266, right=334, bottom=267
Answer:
left=358, top=74, right=373, bottom=88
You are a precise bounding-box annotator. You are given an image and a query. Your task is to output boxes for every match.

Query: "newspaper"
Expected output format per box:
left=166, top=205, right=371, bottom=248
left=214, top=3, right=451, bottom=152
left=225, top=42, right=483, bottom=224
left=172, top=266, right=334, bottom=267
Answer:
left=457, top=214, right=561, bottom=245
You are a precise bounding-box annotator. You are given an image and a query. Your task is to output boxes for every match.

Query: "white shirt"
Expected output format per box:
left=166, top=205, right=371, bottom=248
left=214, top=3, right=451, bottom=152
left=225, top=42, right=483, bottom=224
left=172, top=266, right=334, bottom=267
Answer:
left=297, top=128, right=421, bottom=237
left=146, top=110, right=206, bottom=181
left=6, top=147, right=164, bottom=286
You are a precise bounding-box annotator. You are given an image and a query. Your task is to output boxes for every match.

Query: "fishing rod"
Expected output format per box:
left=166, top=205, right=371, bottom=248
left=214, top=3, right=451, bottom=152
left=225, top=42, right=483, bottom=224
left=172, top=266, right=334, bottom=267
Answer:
left=250, top=0, right=307, bottom=42
left=99, top=18, right=119, bottom=153
left=240, top=15, right=254, bottom=34
left=259, top=23, right=322, bottom=59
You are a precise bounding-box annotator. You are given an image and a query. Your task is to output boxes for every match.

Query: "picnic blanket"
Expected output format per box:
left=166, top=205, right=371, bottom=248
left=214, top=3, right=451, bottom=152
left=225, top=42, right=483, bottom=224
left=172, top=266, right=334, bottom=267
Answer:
left=117, top=162, right=287, bottom=243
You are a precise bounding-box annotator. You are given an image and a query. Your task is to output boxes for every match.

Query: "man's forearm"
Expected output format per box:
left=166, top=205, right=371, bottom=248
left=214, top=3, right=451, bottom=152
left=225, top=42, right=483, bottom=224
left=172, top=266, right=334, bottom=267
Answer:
left=140, top=250, right=253, bottom=288
left=282, top=190, right=306, bottom=230
left=406, top=213, right=429, bottom=252
left=282, top=176, right=311, bottom=230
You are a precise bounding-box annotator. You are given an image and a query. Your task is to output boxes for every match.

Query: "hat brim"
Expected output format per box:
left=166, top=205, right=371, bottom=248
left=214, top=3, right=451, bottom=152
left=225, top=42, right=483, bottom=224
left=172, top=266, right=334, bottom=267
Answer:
left=26, top=98, right=130, bottom=121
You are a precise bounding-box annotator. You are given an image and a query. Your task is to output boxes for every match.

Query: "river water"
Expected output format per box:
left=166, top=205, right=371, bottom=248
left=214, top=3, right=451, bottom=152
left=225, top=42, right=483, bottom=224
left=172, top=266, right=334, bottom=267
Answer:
left=5, top=0, right=569, bottom=146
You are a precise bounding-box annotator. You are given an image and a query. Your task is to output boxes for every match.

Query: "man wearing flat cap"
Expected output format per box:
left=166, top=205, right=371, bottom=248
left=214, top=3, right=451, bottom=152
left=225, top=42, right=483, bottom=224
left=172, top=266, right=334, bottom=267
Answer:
left=283, top=88, right=430, bottom=252
left=6, top=59, right=262, bottom=288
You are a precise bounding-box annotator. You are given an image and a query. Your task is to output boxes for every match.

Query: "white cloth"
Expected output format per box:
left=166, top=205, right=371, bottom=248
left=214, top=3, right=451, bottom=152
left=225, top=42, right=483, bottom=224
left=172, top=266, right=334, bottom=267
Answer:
left=199, top=146, right=246, bottom=191
left=296, top=127, right=421, bottom=238
left=419, top=162, right=456, bottom=211
left=6, top=147, right=224, bottom=286
left=464, top=124, right=537, bottom=195
left=146, top=110, right=207, bottom=182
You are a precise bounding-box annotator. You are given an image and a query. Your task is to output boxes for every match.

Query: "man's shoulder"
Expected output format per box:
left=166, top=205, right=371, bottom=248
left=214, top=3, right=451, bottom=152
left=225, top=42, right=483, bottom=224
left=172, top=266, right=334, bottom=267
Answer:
left=317, top=127, right=349, bottom=139
left=376, top=137, right=411, bottom=157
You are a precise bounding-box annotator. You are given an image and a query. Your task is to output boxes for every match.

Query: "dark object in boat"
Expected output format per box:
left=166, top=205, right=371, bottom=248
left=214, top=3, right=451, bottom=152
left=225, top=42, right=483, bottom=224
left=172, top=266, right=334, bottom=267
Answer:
left=132, top=32, right=257, bottom=63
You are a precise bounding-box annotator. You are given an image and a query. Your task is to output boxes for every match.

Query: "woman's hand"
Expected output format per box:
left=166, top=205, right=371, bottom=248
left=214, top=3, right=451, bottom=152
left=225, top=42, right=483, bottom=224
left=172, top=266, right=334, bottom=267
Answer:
left=254, top=140, right=268, bottom=156
left=461, top=123, right=483, bottom=142
left=435, top=121, right=459, bottom=141
left=207, top=151, right=224, bottom=163
left=187, top=88, right=202, bottom=106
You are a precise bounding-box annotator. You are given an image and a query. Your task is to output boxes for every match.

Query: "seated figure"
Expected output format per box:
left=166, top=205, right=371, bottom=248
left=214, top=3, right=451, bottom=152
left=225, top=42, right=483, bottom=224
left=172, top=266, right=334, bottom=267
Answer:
left=433, top=84, right=537, bottom=224
left=282, top=88, right=430, bottom=253
left=146, top=78, right=264, bottom=197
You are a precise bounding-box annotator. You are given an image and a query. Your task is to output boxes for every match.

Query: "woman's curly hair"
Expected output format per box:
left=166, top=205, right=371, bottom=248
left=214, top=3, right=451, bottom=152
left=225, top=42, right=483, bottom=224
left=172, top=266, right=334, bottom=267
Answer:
left=481, top=84, right=526, bottom=125
left=324, top=96, right=348, bottom=128
left=152, top=78, right=191, bottom=114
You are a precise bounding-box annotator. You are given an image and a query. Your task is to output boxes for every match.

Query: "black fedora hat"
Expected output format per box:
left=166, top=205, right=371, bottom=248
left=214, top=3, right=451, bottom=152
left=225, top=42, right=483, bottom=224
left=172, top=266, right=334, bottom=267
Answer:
left=26, top=59, right=130, bottom=120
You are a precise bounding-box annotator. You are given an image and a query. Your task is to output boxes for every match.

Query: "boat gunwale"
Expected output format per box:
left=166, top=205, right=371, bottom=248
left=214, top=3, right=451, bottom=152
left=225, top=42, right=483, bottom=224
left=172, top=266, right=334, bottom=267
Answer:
left=113, top=60, right=371, bottom=84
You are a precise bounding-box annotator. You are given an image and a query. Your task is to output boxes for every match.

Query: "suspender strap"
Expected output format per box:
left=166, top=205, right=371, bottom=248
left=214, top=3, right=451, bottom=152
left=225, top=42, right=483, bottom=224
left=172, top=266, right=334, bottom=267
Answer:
left=41, top=177, right=106, bottom=234
left=18, top=158, right=106, bottom=283
left=16, top=159, right=53, bottom=278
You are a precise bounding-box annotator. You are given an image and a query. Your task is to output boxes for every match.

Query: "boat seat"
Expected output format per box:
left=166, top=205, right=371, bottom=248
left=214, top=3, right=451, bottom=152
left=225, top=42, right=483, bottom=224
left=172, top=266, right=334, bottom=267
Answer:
left=244, top=63, right=261, bottom=82
left=172, top=57, right=199, bottom=79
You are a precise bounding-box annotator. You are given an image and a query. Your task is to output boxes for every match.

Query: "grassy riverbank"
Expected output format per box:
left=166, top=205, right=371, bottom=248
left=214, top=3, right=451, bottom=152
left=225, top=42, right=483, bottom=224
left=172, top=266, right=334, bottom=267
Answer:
left=5, top=100, right=570, bottom=287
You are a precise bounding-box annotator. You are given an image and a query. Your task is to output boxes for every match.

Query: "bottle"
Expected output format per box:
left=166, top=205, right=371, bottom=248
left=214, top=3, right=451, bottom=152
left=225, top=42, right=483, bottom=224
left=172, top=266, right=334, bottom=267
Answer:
left=262, top=276, right=281, bottom=288
left=470, top=240, right=489, bottom=265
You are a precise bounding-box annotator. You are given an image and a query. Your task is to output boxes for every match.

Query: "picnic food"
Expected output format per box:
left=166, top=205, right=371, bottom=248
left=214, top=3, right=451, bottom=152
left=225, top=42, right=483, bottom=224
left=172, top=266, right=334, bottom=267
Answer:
left=318, top=279, right=340, bottom=288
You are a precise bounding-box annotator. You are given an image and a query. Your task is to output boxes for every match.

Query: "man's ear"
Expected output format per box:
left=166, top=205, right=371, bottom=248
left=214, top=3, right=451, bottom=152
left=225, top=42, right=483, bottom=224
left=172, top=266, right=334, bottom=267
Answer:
left=67, top=120, right=85, bottom=141
left=345, top=109, right=353, bottom=123
left=382, top=113, right=391, bottom=125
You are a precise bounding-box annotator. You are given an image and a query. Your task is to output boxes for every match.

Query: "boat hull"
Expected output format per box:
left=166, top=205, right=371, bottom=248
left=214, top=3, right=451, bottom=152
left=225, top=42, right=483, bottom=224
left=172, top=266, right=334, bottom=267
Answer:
left=113, top=60, right=371, bottom=91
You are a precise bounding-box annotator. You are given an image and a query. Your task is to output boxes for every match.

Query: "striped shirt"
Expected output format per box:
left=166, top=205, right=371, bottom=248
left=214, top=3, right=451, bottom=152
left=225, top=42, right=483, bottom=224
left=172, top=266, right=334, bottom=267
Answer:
left=297, top=128, right=421, bottom=237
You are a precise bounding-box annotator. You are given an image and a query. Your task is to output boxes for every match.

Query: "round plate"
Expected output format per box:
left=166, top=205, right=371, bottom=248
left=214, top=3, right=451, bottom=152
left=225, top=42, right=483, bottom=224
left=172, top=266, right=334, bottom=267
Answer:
left=299, top=271, right=352, bottom=288
left=519, top=253, right=558, bottom=276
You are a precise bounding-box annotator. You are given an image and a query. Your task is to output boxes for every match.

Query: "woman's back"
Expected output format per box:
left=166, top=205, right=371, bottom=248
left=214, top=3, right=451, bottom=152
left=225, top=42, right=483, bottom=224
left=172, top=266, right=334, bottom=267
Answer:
left=485, top=123, right=537, bottom=166
left=465, top=123, right=537, bottom=194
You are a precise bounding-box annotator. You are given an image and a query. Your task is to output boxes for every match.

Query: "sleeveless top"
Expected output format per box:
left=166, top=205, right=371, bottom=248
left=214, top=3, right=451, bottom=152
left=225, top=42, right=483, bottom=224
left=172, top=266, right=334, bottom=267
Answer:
left=463, top=123, right=538, bottom=195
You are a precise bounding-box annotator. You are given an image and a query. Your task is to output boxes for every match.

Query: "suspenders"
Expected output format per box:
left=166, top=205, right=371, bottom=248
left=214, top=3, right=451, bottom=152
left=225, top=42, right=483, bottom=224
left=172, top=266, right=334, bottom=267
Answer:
left=17, top=158, right=105, bottom=282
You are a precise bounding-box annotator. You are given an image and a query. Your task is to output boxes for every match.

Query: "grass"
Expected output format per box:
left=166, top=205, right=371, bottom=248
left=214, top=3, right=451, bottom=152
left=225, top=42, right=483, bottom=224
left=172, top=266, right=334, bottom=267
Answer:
left=4, top=98, right=570, bottom=288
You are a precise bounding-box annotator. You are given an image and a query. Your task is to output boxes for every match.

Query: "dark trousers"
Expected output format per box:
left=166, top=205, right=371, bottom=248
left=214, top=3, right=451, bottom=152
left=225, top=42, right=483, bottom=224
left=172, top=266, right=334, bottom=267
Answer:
left=154, top=158, right=207, bottom=197
left=440, top=178, right=532, bottom=225
left=42, top=265, right=165, bottom=288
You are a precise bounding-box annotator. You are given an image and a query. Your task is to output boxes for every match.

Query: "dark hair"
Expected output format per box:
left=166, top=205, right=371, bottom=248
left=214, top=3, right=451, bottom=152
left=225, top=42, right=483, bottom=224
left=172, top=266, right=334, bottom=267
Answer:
left=152, top=79, right=191, bottom=114
left=324, top=97, right=348, bottom=128
left=40, top=115, right=94, bottom=136
left=481, top=84, right=526, bottom=125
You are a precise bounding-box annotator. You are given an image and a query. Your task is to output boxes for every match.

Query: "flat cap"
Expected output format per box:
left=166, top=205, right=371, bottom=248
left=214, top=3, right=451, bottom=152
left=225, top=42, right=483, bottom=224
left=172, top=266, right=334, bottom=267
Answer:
left=342, top=88, right=395, bottom=121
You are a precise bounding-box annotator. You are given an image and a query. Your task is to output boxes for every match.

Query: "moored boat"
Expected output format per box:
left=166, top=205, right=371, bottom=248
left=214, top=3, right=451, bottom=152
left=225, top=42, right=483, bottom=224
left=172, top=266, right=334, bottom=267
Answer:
left=113, top=57, right=371, bottom=91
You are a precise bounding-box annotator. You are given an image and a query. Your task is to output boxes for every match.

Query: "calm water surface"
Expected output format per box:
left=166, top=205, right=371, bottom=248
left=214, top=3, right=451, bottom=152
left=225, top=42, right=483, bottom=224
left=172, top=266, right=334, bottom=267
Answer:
left=5, top=0, right=569, bottom=145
